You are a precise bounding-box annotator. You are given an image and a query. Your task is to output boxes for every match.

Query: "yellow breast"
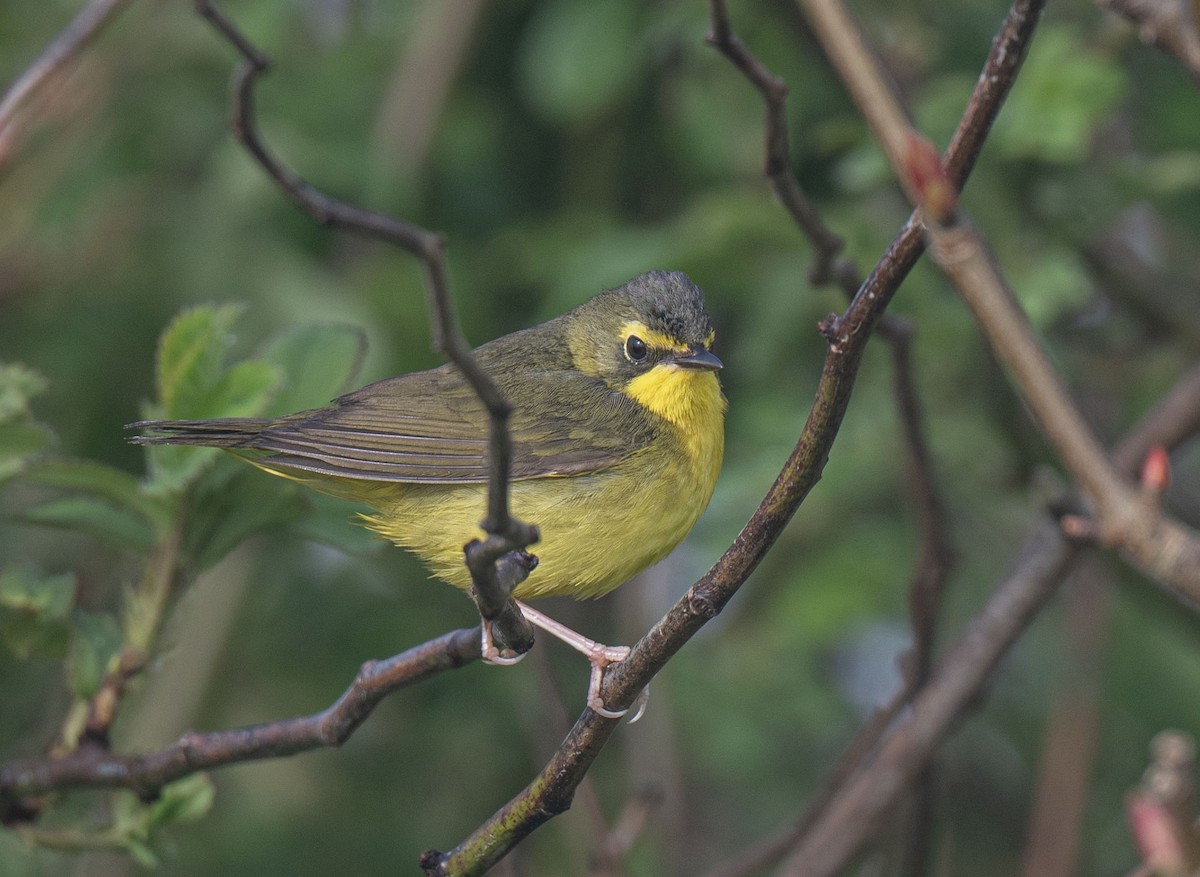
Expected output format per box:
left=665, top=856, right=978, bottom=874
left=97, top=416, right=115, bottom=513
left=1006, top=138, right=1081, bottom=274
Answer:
left=360, top=365, right=725, bottom=599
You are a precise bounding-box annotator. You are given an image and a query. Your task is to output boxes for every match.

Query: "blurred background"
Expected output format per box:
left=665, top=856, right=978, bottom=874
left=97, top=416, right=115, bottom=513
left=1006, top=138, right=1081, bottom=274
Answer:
left=3, top=0, right=1200, bottom=874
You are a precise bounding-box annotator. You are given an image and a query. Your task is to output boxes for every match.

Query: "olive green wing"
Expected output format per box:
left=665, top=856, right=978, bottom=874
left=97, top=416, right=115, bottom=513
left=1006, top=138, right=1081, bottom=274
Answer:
left=136, top=364, right=654, bottom=484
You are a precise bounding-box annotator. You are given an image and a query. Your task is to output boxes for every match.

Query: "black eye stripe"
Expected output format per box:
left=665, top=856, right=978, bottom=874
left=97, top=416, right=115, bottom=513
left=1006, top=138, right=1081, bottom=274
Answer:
left=625, top=335, right=649, bottom=363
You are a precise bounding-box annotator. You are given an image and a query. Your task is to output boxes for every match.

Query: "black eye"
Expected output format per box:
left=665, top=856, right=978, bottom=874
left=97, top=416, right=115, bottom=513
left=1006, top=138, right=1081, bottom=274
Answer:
left=625, top=335, right=648, bottom=363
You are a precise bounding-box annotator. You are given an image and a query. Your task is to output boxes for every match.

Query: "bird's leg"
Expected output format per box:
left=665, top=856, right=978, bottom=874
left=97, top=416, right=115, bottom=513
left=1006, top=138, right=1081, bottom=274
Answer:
left=476, top=550, right=539, bottom=666
left=515, top=601, right=648, bottom=722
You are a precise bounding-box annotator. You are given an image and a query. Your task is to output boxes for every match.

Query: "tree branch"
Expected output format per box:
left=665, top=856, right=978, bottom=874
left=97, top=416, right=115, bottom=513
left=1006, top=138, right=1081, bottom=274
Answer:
left=0, top=0, right=134, bottom=163
left=1094, top=0, right=1200, bottom=89
left=192, top=0, right=536, bottom=647
left=1, top=628, right=480, bottom=803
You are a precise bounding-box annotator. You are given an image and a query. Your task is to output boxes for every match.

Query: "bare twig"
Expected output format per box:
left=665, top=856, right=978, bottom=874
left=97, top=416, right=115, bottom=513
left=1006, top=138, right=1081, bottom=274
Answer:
left=1127, top=731, right=1200, bottom=873
left=588, top=786, right=662, bottom=877
left=0, top=0, right=134, bottom=160
left=1094, top=0, right=1200, bottom=88
left=706, top=0, right=855, bottom=292
left=779, top=521, right=1076, bottom=877
left=930, top=221, right=1200, bottom=600
left=0, top=628, right=480, bottom=804
left=705, top=4, right=956, bottom=873
left=1019, top=560, right=1111, bottom=877
left=192, top=0, right=536, bottom=648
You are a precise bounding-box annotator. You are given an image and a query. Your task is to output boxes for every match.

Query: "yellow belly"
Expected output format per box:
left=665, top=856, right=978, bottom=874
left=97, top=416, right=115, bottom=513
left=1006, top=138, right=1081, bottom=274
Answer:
left=357, top=451, right=707, bottom=598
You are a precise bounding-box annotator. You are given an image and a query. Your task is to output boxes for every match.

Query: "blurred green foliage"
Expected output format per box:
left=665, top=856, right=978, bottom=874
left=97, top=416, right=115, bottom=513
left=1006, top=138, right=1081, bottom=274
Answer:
left=2, top=0, right=1200, bottom=875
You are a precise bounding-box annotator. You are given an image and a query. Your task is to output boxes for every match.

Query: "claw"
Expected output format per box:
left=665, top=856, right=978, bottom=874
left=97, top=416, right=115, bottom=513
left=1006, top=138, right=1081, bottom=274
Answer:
left=480, top=620, right=527, bottom=666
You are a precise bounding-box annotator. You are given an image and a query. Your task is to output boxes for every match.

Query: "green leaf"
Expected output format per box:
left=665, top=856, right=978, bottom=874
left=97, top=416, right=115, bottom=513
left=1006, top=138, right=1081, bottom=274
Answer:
left=20, top=458, right=165, bottom=526
left=0, top=364, right=54, bottom=481
left=150, top=774, right=215, bottom=826
left=0, top=363, right=48, bottom=422
left=0, top=566, right=76, bottom=659
left=66, top=611, right=122, bottom=698
left=0, top=420, right=54, bottom=482
left=143, top=306, right=283, bottom=496
left=259, top=322, right=367, bottom=415
left=18, top=497, right=157, bottom=554
left=202, top=359, right=281, bottom=420
left=156, top=304, right=243, bottom=418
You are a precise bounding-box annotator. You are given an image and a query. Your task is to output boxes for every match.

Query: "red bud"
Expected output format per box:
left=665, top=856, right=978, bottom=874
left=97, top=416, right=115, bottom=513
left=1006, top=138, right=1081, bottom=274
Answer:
left=1127, top=792, right=1187, bottom=875
left=903, top=131, right=956, bottom=223
left=1141, top=446, right=1171, bottom=494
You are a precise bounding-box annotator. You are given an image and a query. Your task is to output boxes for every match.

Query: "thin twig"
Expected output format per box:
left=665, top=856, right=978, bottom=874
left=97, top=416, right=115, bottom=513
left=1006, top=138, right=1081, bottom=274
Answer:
left=1094, top=0, right=1200, bottom=89
left=890, top=323, right=953, bottom=877
left=706, top=0, right=855, bottom=292
left=588, top=786, right=663, bottom=877
left=0, top=0, right=134, bottom=152
left=0, top=628, right=480, bottom=804
left=192, top=0, right=536, bottom=647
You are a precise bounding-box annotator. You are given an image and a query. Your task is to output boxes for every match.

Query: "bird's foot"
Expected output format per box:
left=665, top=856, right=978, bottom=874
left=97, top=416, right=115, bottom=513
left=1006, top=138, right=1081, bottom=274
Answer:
left=517, top=601, right=649, bottom=722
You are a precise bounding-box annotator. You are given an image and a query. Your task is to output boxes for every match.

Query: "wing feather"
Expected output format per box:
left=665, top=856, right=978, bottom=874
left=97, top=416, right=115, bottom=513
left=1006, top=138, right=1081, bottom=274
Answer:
left=237, top=364, right=651, bottom=483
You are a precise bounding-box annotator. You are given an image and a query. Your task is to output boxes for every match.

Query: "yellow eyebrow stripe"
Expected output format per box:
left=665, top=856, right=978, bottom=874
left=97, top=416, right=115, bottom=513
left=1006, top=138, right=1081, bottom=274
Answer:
left=619, top=321, right=689, bottom=353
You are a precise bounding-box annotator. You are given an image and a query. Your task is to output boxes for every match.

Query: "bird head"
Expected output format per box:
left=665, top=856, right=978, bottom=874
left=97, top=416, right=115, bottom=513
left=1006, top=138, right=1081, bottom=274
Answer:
left=567, top=271, right=724, bottom=427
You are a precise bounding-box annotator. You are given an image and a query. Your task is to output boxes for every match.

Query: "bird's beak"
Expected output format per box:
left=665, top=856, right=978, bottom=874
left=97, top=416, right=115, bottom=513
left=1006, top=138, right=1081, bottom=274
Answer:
left=670, top=347, right=723, bottom=371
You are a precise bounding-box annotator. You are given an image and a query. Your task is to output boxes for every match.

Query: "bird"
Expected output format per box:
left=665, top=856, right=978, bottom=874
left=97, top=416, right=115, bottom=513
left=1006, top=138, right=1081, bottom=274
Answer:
left=131, top=270, right=726, bottom=717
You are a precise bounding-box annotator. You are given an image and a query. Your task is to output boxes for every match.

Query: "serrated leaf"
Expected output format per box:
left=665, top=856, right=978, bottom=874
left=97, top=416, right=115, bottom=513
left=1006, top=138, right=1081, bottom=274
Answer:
left=66, top=611, right=122, bottom=698
left=20, top=458, right=165, bottom=526
left=150, top=774, right=215, bottom=826
left=0, top=363, right=48, bottom=422
left=201, top=359, right=281, bottom=419
left=0, top=566, right=76, bottom=659
left=156, top=304, right=243, bottom=418
left=259, top=322, right=367, bottom=414
left=18, top=497, right=157, bottom=554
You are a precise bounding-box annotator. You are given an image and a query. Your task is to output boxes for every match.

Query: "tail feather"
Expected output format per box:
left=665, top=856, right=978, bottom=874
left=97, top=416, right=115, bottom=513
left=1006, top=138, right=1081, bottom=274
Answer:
left=127, top=419, right=271, bottom=449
